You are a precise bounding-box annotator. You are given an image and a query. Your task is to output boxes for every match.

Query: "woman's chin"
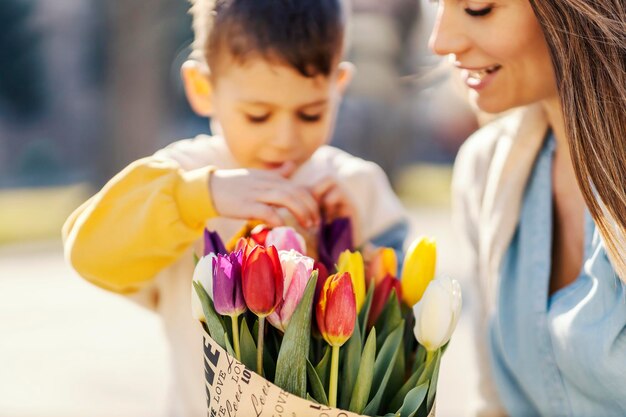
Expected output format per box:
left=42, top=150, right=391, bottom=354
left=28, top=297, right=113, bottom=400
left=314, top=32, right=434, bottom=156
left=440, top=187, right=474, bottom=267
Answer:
left=470, top=92, right=515, bottom=115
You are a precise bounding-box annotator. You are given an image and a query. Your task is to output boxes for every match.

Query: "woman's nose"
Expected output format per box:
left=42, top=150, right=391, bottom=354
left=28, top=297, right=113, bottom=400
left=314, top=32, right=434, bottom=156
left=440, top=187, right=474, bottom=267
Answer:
left=428, top=4, right=470, bottom=57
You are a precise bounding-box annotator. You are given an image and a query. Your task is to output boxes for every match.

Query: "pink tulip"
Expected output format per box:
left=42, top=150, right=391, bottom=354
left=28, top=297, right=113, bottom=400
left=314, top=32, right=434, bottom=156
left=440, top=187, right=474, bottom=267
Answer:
left=265, top=226, right=306, bottom=254
left=267, top=250, right=315, bottom=332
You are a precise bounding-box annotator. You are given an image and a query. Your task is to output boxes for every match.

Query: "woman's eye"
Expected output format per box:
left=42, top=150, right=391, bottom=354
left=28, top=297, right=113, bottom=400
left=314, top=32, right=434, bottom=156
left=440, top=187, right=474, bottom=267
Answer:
left=464, top=6, right=492, bottom=16
left=246, top=113, right=270, bottom=123
left=298, top=112, right=322, bottom=123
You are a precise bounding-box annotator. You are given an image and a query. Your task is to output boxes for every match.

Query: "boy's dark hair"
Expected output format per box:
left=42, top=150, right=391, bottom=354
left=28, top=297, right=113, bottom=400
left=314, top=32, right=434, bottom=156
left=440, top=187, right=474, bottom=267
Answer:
left=189, top=0, right=346, bottom=77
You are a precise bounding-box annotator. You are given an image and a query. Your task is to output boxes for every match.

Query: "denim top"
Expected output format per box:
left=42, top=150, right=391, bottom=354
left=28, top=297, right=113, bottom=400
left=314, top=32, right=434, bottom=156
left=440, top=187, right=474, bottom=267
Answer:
left=489, top=133, right=626, bottom=416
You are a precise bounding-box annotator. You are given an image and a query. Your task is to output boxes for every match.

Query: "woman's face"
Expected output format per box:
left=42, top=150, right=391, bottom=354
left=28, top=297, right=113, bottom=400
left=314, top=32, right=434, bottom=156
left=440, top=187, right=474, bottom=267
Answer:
left=428, top=0, right=558, bottom=113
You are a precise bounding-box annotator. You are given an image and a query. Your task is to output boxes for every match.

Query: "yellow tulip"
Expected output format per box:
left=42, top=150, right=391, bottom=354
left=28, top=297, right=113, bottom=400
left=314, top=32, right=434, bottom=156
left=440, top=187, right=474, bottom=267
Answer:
left=400, top=237, right=436, bottom=307
left=337, top=250, right=366, bottom=311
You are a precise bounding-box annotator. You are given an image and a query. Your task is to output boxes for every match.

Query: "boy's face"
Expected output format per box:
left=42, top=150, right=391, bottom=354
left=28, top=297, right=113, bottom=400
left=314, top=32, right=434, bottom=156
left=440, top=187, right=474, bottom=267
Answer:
left=186, top=56, right=352, bottom=170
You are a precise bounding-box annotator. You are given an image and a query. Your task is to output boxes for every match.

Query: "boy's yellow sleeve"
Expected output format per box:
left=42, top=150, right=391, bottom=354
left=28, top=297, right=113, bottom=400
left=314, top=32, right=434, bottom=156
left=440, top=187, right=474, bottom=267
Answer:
left=62, top=157, right=218, bottom=294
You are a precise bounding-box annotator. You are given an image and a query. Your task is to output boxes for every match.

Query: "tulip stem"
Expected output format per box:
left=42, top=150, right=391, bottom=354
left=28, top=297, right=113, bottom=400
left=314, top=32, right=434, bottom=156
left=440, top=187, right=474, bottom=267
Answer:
left=417, top=349, right=437, bottom=386
left=231, top=315, right=241, bottom=361
left=257, top=317, right=265, bottom=376
left=329, top=345, right=340, bottom=407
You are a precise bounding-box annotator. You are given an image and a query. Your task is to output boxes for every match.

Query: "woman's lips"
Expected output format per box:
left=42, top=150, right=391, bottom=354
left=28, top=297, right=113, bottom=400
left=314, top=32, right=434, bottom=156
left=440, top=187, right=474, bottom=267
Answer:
left=460, top=64, right=502, bottom=90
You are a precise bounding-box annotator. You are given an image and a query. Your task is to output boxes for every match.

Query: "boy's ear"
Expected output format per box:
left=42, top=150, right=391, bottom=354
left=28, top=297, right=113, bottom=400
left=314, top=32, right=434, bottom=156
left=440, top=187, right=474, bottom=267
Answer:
left=336, top=61, right=356, bottom=95
left=181, top=60, right=213, bottom=117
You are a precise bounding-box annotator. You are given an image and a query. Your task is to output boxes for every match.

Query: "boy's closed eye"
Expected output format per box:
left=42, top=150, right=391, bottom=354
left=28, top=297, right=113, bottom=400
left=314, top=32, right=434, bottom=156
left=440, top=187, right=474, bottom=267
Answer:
left=244, top=110, right=324, bottom=124
left=298, top=111, right=323, bottom=123
left=246, top=112, right=271, bottom=123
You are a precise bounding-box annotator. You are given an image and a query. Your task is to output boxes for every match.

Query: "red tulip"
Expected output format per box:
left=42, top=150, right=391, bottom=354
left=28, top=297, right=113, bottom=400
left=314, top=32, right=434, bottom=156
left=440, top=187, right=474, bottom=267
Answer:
left=368, top=274, right=403, bottom=329
left=250, top=224, right=270, bottom=246
left=316, top=272, right=357, bottom=347
left=242, top=245, right=283, bottom=317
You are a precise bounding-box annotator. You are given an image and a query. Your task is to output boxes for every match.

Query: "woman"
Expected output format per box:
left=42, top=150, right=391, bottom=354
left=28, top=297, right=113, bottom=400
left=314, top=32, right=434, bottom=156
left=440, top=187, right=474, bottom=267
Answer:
left=429, top=0, right=626, bottom=415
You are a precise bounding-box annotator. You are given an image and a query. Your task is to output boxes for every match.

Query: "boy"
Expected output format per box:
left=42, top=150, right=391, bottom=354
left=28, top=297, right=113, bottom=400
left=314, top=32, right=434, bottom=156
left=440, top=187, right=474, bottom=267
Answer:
left=63, top=0, right=408, bottom=415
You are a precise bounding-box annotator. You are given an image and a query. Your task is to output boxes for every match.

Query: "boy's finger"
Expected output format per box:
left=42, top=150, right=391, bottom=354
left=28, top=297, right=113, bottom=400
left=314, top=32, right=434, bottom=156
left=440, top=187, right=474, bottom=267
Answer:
left=257, top=189, right=315, bottom=228
left=310, top=176, right=336, bottom=201
left=249, top=204, right=283, bottom=228
left=273, top=161, right=297, bottom=178
left=287, top=185, right=320, bottom=226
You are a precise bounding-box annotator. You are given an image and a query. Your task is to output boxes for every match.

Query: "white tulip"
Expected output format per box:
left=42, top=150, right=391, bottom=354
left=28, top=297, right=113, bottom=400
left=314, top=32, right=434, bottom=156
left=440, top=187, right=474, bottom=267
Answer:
left=412, top=276, right=462, bottom=352
left=191, top=253, right=216, bottom=322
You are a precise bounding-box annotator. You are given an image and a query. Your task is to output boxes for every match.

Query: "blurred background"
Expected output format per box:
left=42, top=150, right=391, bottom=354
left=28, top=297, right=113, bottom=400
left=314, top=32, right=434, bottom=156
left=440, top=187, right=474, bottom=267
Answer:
left=0, top=0, right=481, bottom=416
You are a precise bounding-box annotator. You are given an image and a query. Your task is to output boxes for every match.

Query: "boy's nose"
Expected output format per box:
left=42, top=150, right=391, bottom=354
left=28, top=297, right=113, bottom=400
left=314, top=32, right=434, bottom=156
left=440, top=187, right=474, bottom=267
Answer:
left=428, top=5, right=470, bottom=57
left=272, top=118, right=298, bottom=150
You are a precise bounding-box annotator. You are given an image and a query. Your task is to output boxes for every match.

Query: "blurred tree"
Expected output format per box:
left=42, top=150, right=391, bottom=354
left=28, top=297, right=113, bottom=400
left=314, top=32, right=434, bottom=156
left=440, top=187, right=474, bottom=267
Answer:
left=0, top=0, right=47, bottom=120
left=101, top=0, right=170, bottom=182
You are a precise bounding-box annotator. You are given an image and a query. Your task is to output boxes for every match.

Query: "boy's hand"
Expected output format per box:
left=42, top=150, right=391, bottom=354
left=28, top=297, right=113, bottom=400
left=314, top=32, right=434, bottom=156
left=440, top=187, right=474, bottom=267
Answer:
left=210, top=165, right=320, bottom=229
left=311, top=176, right=358, bottom=232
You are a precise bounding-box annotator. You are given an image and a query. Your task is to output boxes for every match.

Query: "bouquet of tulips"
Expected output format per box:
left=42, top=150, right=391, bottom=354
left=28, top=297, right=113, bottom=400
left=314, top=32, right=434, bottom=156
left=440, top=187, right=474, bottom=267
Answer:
left=191, top=219, right=461, bottom=417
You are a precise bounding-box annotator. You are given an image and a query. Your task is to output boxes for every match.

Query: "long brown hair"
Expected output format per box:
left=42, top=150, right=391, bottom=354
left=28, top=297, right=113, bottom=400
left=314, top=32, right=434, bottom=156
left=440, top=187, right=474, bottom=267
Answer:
left=529, top=0, right=626, bottom=280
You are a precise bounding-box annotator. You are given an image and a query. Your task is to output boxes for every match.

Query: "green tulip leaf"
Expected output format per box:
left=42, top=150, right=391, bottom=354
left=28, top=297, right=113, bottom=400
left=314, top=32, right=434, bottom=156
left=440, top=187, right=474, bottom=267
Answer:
left=413, top=344, right=426, bottom=373
left=390, top=361, right=426, bottom=411
left=348, top=327, right=376, bottom=414
left=224, top=335, right=236, bottom=358
left=340, top=320, right=362, bottom=408
left=382, top=341, right=406, bottom=410
left=239, top=318, right=257, bottom=371
left=358, top=280, right=375, bottom=339
left=375, top=290, right=403, bottom=351
left=362, top=321, right=404, bottom=415
left=274, top=270, right=318, bottom=398
left=398, top=383, right=429, bottom=417
left=426, top=349, right=442, bottom=412
left=193, top=281, right=226, bottom=348
left=306, top=358, right=329, bottom=405
left=315, top=346, right=332, bottom=388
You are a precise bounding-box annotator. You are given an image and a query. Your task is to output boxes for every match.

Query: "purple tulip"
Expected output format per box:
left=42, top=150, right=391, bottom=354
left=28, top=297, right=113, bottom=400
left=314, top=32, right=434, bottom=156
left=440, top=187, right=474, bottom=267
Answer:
left=318, top=217, right=353, bottom=271
left=204, top=229, right=227, bottom=256
left=212, top=251, right=246, bottom=317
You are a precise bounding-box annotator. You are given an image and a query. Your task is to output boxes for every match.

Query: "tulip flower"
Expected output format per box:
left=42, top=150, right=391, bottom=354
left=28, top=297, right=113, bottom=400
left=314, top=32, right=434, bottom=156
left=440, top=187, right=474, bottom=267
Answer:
left=267, top=250, right=315, bottom=332
left=234, top=237, right=256, bottom=258
left=313, top=262, right=330, bottom=308
left=412, top=276, right=462, bottom=352
left=367, top=274, right=403, bottom=329
left=203, top=229, right=227, bottom=256
left=337, top=250, right=366, bottom=312
left=318, top=217, right=353, bottom=271
left=367, top=247, right=398, bottom=288
left=250, top=224, right=270, bottom=246
left=265, top=226, right=307, bottom=254
left=316, top=272, right=357, bottom=407
left=400, top=237, right=437, bottom=307
left=191, top=253, right=217, bottom=321
left=212, top=251, right=246, bottom=360
left=242, top=245, right=284, bottom=375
